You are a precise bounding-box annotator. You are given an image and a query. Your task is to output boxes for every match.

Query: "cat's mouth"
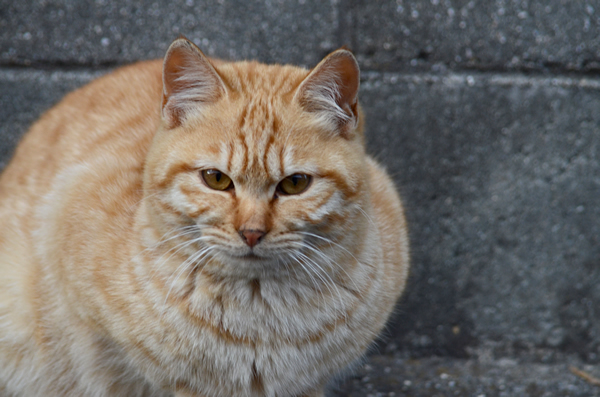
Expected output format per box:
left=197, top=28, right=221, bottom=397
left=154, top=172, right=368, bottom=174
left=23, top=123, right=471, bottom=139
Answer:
left=212, top=245, right=289, bottom=272
left=224, top=249, right=270, bottom=262
left=240, top=252, right=263, bottom=261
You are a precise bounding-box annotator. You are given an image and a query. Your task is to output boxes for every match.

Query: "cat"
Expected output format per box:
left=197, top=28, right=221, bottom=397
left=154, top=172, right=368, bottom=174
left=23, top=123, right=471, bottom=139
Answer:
left=0, top=37, right=409, bottom=397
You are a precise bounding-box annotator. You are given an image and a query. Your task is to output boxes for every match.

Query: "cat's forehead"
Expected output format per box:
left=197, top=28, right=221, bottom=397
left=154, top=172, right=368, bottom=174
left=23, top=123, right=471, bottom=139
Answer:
left=218, top=61, right=307, bottom=96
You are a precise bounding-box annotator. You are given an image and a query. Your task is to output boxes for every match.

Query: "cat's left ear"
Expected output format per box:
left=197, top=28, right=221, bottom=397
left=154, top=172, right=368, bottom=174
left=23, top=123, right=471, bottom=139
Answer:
left=162, top=37, right=227, bottom=128
left=294, top=49, right=360, bottom=137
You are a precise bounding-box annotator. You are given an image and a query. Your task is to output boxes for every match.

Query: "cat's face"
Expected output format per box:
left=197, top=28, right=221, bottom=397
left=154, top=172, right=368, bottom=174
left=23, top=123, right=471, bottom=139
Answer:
left=144, top=38, right=365, bottom=278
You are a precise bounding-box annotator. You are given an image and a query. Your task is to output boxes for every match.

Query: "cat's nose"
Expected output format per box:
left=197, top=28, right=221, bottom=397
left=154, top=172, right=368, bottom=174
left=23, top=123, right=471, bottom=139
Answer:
left=239, top=229, right=266, bottom=248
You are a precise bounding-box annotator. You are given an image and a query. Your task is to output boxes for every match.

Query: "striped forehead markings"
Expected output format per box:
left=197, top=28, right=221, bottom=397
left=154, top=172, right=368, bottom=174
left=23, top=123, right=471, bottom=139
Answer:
left=225, top=140, right=234, bottom=172
left=237, top=131, right=249, bottom=174
left=232, top=98, right=286, bottom=180
left=262, top=132, right=277, bottom=180
left=237, top=105, right=248, bottom=130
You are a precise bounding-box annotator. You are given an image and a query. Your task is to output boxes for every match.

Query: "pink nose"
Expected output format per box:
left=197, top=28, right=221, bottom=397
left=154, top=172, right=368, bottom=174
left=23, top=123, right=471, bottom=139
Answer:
left=239, top=229, right=266, bottom=248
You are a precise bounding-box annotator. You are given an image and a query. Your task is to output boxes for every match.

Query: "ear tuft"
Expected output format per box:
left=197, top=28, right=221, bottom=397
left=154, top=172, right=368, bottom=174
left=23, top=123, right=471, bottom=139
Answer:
left=162, top=37, right=226, bottom=128
left=294, top=49, right=360, bottom=136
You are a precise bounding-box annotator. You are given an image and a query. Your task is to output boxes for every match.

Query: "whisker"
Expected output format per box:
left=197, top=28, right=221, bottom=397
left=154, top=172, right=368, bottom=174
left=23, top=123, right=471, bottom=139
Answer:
left=284, top=251, right=327, bottom=315
left=297, top=231, right=363, bottom=266
left=132, top=225, right=201, bottom=279
left=293, top=250, right=346, bottom=323
left=127, top=190, right=161, bottom=212
left=303, top=235, right=361, bottom=294
left=296, top=240, right=362, bottom=297
left=148, top=234, right=211, bottom=283
left=356, top=205, right=379, bottom=231
left=155, top=225, right=201, bottom=245
left=135, top=225, right=200, bottom=260
left=156, top=235, right=209, bottom=266
left=163, top=246, right=213, bottom=305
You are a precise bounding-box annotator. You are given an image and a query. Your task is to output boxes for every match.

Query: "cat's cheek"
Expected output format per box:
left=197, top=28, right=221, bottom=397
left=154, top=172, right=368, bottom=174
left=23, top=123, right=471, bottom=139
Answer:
left=159, top=187, right=198, bottom=220
left=189, top=198, right=233, bottom=227
left=278, top=189, right=346, bottom=229
left=305, top=191, right=345, bottom=224
left=169, top=177, right=230, bottom=221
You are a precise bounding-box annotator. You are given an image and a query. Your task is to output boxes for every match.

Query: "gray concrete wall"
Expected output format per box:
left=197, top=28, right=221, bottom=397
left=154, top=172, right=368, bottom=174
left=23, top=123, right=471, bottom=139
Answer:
left=2, top=1, right=600, bottom=394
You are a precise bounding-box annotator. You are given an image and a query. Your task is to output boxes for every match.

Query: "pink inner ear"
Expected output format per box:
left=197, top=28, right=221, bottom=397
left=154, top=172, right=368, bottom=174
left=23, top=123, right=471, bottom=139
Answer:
left=295, top=49, right=360, bottom=131
left=161, top=38, right=226, bottom=128
left=330, top=53, right=360, bottom=108
left=163, top=49, right=192, bottom=98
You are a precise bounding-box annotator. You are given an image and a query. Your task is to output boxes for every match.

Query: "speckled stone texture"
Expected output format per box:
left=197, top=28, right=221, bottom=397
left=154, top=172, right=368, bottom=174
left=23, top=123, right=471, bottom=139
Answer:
left=331, top=355, right=600, bottom=396
left=1, top=0, right=339, bottom=66
left=1, top=0, right=600, bottom=394
left=360, top=72, right=600, bottom=362
left=351, top=1, right=600, bottom=73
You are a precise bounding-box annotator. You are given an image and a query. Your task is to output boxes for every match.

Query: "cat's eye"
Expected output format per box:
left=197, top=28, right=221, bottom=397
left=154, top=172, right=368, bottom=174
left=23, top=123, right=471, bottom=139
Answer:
left=201, top=169, right=233, bottom=191
left=277, top=174, right=311, bottom=196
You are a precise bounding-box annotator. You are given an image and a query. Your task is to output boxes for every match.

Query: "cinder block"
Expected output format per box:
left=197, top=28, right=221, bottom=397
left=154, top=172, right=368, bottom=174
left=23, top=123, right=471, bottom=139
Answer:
left=0, top=69, right=97, bottom=167
left=351, top=1, right=600, bottom=73
left=1, top=0, right=339, bottom=67
left=360, top=72, right=600, bottom=359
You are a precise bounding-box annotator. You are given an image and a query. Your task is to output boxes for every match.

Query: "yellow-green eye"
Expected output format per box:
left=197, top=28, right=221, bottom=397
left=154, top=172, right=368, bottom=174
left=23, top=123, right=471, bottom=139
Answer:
left=201, top=169, right=233, bottom=191
left=277, top=174, right=311, bottom=195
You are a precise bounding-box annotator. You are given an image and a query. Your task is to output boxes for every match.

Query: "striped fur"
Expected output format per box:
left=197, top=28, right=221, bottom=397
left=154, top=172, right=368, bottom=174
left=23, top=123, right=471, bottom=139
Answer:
left=0, top=38, right=409, bottom=397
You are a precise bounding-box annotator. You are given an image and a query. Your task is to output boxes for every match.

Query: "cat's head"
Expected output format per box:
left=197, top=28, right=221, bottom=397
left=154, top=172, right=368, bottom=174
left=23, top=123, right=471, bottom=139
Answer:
left=144, top=37, right=368, bottom=278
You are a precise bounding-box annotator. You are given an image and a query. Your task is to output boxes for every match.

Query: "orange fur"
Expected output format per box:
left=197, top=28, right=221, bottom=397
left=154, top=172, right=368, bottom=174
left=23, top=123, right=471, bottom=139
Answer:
left=0, top=38, right=409, bottom=397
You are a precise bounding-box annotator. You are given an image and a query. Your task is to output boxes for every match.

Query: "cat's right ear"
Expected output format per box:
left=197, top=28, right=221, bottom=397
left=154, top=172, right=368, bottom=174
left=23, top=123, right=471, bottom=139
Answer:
left=293, top=48, right=360, bottom=138
left=162, top=37, right=227, bottom=129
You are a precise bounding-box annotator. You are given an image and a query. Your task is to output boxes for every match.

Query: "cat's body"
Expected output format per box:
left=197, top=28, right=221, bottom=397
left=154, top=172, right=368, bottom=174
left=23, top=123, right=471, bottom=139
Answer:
left=0, top=39, right=409, bottom=397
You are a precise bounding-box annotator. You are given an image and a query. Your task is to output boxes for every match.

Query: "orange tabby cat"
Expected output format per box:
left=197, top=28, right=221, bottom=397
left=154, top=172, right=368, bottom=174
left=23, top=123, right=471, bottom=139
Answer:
left=0, top=37, right=409, bottom=396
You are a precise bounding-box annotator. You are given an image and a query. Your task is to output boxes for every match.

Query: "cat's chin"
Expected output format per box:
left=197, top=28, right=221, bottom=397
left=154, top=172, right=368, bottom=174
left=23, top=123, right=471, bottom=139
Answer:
left=210, top=249, right=292, bottom=278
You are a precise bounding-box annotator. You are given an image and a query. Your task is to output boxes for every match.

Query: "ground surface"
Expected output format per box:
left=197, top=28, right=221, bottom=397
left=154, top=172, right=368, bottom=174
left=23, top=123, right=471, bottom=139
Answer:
left=333, top=354, right=600, bottom=397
